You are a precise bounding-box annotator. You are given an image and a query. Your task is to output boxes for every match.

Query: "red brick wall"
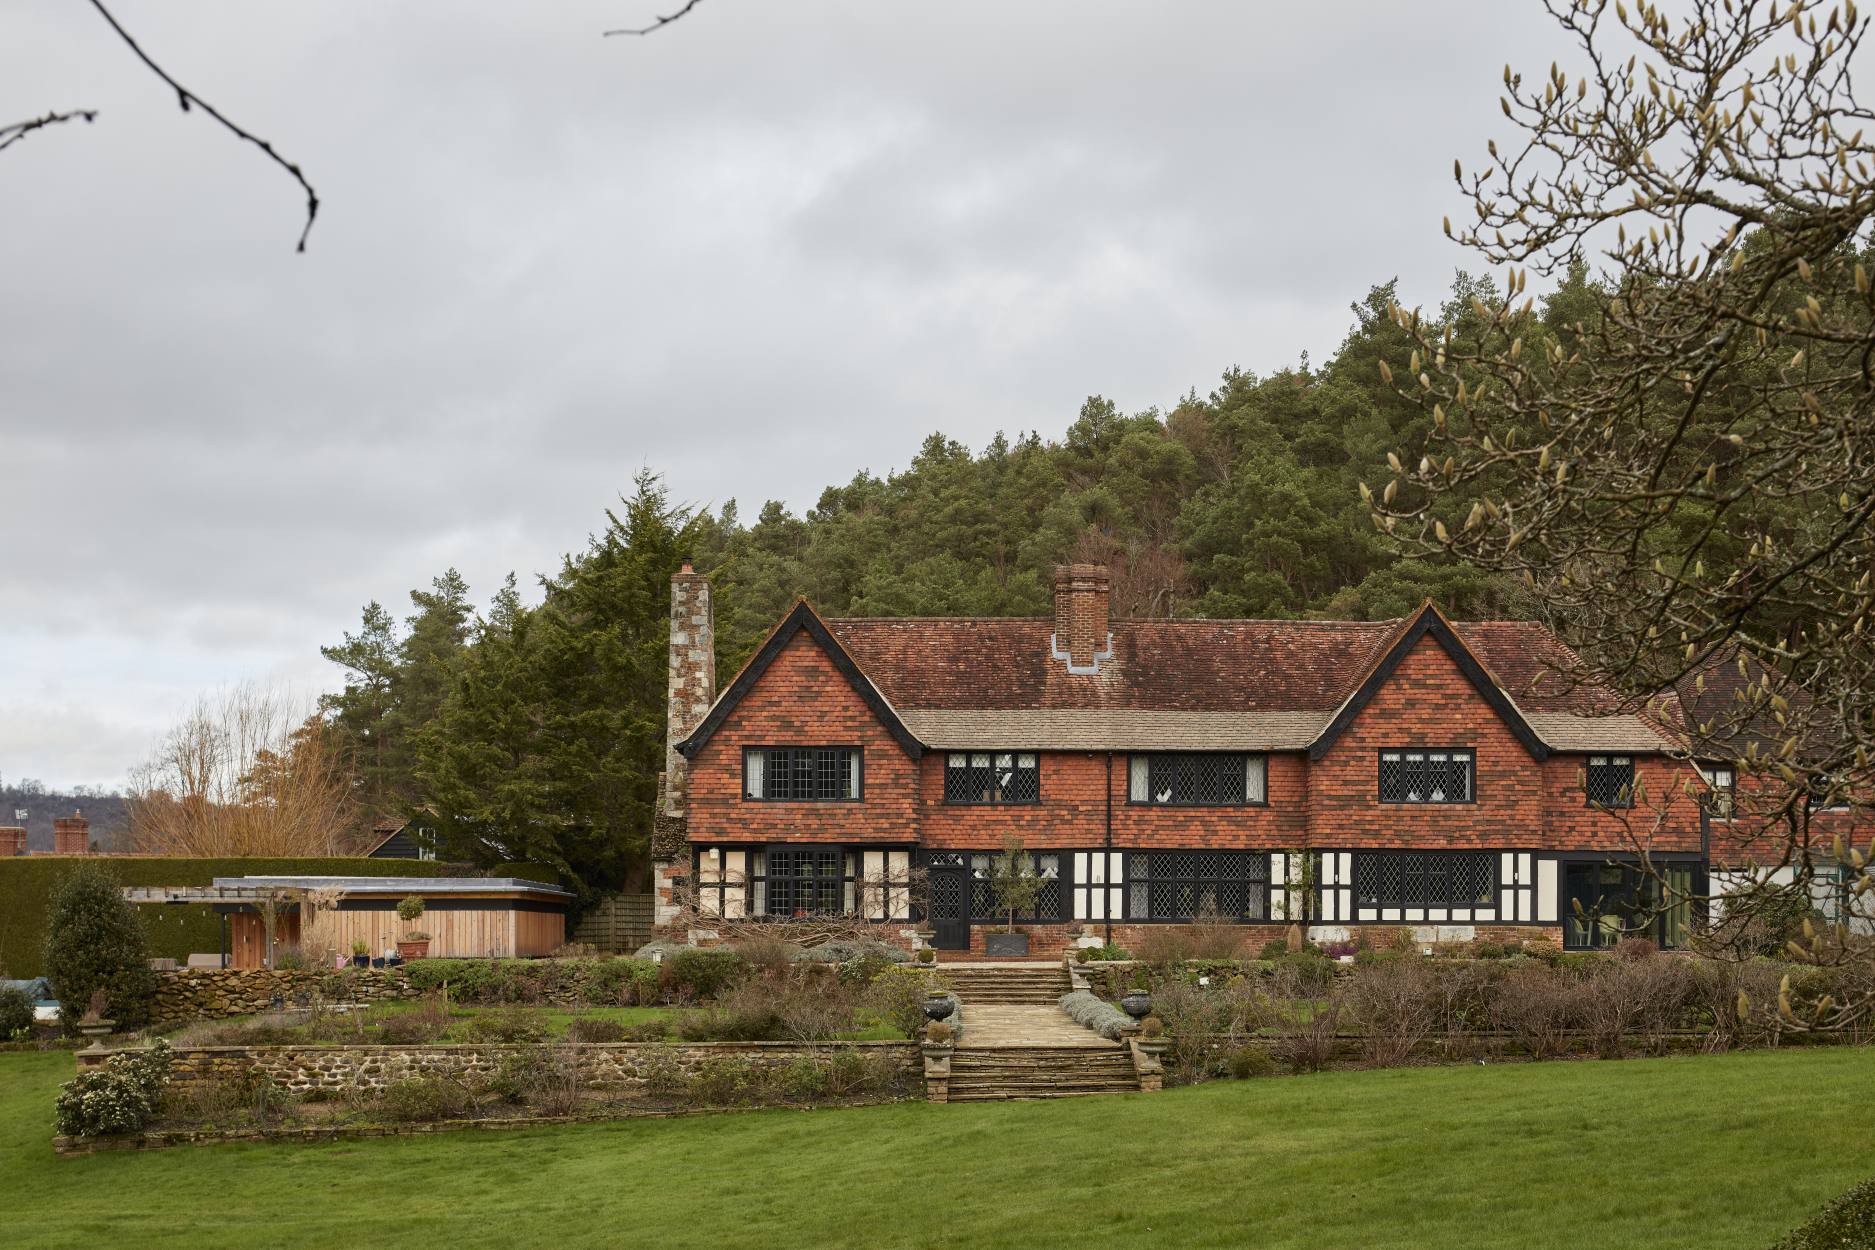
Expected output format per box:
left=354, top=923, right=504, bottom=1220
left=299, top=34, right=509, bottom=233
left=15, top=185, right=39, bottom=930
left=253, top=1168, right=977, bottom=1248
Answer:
left=917, top=751, right=1304, bottom=852
left=686, top=631, right=919, bottom=845
left=1540, top=754, right=1704, bottom=853
left=1305, top=636, right=1544, bottom=849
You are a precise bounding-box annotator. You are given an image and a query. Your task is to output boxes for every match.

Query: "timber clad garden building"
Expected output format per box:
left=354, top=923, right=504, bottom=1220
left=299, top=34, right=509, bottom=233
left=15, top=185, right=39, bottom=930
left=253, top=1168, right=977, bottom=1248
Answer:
left=650, top=563, right=1837, bottom=956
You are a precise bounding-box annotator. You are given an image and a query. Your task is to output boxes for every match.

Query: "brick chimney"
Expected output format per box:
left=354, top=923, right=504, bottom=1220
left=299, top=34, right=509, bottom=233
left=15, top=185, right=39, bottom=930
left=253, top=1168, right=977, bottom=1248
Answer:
left=53, top=810, right=90, bottom=855
left=664, top=562, right=717, bottom=817
left=0, top=827, right=24, bottom=857
left=1052, top=564, right=1113, bottom=672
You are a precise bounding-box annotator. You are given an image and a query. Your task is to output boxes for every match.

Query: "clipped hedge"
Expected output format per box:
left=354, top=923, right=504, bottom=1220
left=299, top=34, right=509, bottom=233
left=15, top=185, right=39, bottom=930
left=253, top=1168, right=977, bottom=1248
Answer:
left=0, top=857, right=557, bottom=978
left=1770, top=1178, right=1875, bottom=1250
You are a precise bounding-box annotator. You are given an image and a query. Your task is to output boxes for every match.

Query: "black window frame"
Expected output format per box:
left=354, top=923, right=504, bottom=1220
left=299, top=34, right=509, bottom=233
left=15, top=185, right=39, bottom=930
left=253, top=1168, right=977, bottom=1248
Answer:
left=964, top=849, right=1063, bottom=922
left=1124, top=851, right=1271, bottom=922
left=1560, top=857, right=1699, bottom=950
left=943, top=751, right=1042, bottom=805
left=758, top=844, right=853, bottom=917
left=1127, top=752, right=1269, bottom=808
left=1698, top=762, right=1736, bottom=821
left=1584, top=755, right=1636, bottom=809
left=1351, top=850, right=1496, bottom=909
left=741, top=746, right=863, bottom=802
left=1376, top=747, right=1476, bottom=805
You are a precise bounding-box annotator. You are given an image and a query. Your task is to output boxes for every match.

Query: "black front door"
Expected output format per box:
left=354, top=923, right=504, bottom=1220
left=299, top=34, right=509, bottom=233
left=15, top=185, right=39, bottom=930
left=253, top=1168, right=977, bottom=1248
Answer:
left=929, top=865, right=970, bottom=950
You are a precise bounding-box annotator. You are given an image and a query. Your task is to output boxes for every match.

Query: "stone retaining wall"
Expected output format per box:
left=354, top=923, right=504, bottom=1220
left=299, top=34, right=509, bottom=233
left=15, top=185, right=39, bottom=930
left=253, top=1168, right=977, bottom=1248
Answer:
left=151, top=968, right=415, bottom=1025
left=122, top=1040, right=920, bottom=1095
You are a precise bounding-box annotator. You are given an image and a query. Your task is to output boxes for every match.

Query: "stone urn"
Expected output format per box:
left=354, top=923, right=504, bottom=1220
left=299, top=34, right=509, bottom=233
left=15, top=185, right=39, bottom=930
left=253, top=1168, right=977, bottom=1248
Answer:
left=75, top=1017, right=116, bottom=1042
left=922, top=994, right=953, bottom=1023
left=1120, top=991, right=1154, bottom=1020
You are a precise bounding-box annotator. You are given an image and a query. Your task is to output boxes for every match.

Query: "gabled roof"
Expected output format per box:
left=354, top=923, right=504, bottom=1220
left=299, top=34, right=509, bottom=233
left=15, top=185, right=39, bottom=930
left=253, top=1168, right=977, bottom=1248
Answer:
left=683, top=599, right=1668, bottom=757
left=676, top=599, right=923, bottom=760
left=1305, top=603, right=1548, bottom=762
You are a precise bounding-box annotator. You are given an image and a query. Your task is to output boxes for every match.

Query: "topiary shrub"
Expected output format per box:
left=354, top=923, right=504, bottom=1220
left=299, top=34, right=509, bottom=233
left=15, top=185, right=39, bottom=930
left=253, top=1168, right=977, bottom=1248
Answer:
left=42, top=861, right=157, bottom=1030
left=924, top=1018, right=953, bottom=1044
left=53, top=1040, right=172, bottom=1138
left=1769, top=1177, right=1875, bottom=1250
left=0, top=985, right=34, bottom=1040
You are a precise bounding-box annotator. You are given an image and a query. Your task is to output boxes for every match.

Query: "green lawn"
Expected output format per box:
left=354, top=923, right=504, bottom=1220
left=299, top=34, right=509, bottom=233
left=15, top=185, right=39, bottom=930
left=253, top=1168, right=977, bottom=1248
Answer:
left=3, top=1047, right=1870, bottom=1249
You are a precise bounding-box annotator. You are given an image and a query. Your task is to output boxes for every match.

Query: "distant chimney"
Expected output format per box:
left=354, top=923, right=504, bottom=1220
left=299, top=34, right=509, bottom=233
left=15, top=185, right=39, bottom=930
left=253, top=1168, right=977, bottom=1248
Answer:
left=0, top=827, right=24, bottom=857
left=53, top=810, right=90, bottom=855
left=665, top=562, right=716, bottom=815
left=1052, top=564, right=1113, bottom=672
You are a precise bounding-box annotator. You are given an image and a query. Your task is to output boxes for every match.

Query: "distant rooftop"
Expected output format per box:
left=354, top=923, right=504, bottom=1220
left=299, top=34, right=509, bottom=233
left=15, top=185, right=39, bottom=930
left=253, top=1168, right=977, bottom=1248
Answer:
left=211, top=875, right=573, bottom=899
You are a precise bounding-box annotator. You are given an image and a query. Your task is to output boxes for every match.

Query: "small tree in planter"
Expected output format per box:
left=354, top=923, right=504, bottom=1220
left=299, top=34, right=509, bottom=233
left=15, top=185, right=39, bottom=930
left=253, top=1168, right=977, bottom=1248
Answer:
left=396, top=895, right=431, bottom=959
left=986, top=837, right=1043, bottom=958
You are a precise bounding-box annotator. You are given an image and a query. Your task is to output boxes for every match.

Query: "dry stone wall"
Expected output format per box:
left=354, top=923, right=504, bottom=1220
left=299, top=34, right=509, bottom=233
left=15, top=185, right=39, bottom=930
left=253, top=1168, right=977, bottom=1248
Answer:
left=149, top=1041, right=920, bottom=1094
left=150, top=968, right=416, bottom=1024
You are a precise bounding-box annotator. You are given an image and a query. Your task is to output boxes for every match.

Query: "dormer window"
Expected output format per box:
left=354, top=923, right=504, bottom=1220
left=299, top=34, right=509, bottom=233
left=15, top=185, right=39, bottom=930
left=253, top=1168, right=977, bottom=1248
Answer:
left=944, top=752, right=1040, bottom=804
left=1585, top=755, right=1635, bottom=808
left=1378, top=749, right=1474, bottom=804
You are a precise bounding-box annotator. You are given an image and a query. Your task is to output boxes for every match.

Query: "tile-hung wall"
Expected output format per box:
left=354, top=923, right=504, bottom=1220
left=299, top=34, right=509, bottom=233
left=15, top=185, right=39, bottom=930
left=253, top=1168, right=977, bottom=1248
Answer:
left=1313, top=851, right=1560, bottom=924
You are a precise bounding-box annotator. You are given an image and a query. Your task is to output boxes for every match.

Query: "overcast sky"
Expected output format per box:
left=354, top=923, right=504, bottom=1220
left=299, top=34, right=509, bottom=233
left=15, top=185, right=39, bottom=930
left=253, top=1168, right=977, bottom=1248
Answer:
left=1, top=1, right=1567, bottom=790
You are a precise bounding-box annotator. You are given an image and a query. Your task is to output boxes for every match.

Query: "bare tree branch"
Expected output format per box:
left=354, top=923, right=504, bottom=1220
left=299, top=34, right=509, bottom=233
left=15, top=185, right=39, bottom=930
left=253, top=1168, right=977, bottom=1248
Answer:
left=603, top=0, right=708, bottom=38
left=87, top=0, right=319, bottom=252
left=0, top=109, right=99, bottom=155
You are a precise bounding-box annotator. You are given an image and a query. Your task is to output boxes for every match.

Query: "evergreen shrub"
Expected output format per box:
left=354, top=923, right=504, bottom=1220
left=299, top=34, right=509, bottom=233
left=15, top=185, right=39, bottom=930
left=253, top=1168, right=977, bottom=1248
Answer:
left=42, top=862, right=157, bottom=1029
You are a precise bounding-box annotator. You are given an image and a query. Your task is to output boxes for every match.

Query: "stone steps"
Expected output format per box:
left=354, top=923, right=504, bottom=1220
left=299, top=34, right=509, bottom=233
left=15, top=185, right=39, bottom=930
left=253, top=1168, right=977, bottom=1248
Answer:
left=946, top=1046, right=1140, bottom=1101
left=938, top=966, right=1072, bottom=1006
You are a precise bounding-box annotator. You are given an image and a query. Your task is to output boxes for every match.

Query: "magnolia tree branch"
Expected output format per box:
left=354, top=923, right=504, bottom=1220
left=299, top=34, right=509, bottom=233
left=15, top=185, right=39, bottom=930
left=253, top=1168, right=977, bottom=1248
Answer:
left=87, top=0, right=319, bottom=251
left=0, top=109, right=98, bottom=154
left=603, top=0, right=709, bottom=37
left=1362, top=0, right=1875, bottom=1028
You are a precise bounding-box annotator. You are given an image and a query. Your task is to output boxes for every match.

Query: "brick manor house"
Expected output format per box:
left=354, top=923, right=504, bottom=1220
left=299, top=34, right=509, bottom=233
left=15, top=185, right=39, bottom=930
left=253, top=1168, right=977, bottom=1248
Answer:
left=650, top=562, right=1851, bottom=956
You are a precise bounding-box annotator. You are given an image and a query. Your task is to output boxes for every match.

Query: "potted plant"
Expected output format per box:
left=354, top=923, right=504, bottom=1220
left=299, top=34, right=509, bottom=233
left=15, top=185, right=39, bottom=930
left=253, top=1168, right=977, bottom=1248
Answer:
left=395, top=895, right=431, bottom=960
left=350, top=939, right=371, bottom=968
left=985, top=836, right=1044, bottom=958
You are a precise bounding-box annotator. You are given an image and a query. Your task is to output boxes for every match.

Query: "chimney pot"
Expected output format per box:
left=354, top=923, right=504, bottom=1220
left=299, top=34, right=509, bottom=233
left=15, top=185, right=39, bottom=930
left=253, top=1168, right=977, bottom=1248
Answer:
left=1053, top=564, right=1112, bottom=670
left=0, top=827, right=24, bottom=857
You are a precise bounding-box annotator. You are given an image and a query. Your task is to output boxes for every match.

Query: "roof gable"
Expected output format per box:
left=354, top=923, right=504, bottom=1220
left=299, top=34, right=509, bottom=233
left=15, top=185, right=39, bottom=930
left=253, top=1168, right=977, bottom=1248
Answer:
left=1306, top=603, right=1549, bottom=762
left=676, top=600, right=923, bottom=761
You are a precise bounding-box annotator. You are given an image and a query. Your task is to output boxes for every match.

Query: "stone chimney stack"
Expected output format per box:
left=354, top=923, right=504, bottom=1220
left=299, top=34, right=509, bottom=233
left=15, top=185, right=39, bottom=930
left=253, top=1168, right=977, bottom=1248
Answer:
left=1052, top=564, right=1113, bottom=671
left=0, top=827, right=24, bottom=857
left=53, top=810, right=90, bottom=855
left=664, top=562, right=717, bottom=816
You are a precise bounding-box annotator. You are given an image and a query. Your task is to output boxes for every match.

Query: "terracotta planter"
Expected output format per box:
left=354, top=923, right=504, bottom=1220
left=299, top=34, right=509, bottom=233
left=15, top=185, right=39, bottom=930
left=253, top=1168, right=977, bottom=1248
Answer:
left=396, top=940, right=431, bottom=960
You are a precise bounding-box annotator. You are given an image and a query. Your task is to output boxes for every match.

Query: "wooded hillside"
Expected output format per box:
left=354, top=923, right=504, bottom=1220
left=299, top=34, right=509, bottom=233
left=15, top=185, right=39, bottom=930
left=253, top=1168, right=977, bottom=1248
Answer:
left=317, top=273, right=1556, bottom=894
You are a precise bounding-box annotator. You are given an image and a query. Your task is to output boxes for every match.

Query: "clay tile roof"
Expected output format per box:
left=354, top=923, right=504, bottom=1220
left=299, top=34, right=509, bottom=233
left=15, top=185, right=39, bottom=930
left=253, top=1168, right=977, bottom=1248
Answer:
left=819, top=609, right=1657, bottom=754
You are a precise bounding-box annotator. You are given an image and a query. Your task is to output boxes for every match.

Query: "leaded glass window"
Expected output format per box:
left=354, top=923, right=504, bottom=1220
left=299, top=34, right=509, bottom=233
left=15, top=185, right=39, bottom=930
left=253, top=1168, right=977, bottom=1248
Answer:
left=1377, top=749, right=1474, bottom=803
left=944, top=752, right=1041, bottom=804
left=744, top=747, right=861, bottom=801
left=966, top=850, right=1062, bottom=920
left=762, top=845, right=848, bottom=916
left=1585, top=755, right=1635, bottom=808
left=1352, top=851, right=1496, bottom=908
left=1127, top=754, right=1267, bottom=806
left=1125, top=852, right=1269, bottom=921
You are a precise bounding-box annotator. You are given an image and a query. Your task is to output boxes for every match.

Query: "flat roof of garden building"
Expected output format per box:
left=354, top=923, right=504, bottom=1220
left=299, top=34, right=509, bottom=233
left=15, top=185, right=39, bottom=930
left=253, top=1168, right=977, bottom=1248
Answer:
left=209, top=875, right=574, bottom=900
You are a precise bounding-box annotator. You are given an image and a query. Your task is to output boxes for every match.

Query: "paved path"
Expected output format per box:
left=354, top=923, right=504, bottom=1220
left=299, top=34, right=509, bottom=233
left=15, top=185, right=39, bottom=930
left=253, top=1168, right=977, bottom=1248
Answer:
left=960, top=1004, right=1121, bottom=1050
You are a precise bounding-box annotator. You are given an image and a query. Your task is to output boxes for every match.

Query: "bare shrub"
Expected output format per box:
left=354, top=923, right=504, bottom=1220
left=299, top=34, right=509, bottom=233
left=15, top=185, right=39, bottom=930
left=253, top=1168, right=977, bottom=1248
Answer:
left=375, top=996, right=452, bottom=1044
left=1152, top=978, right=1271, bottom=1083
left=1345, top=960, right=1437, bottom=1067
left=565, top=1016, right=626, bottom=1044
left=862, top=968, right=931, bottom=1041
left=1490, top=966, right=1583, bottom=1059
left=1268, top=993, right=1344, bottom=1074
